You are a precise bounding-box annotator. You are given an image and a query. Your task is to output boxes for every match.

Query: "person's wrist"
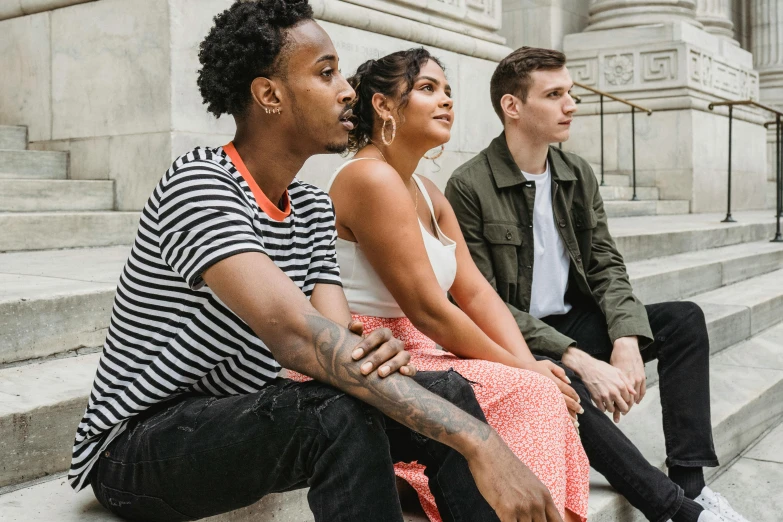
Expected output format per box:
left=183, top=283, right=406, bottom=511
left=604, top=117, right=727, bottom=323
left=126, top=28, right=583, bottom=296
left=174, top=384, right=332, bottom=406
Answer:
left=562, top=346, right=588, bottom=375
left=459, top=425, right=498, bottom=461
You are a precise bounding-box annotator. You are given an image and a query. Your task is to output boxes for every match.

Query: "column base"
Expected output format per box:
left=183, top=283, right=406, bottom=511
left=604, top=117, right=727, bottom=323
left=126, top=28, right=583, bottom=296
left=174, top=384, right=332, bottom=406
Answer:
left=563, top=21, right=766, bottom=213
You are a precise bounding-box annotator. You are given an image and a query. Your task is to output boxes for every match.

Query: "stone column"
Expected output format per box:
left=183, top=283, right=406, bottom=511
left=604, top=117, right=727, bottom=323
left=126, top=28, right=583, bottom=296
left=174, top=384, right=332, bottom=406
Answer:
left=752, top=0, right=783, bottom=208
left=562, top=0, right=765, bottom=213
left=585, top=0, right=701, bottom=32
left=695, top=0, right=737, bottom=43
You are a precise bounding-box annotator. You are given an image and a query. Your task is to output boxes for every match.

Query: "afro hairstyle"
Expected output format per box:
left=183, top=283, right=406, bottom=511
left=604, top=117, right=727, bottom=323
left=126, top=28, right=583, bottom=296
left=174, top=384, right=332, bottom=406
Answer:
left=197, top=0, right=313, bottom=118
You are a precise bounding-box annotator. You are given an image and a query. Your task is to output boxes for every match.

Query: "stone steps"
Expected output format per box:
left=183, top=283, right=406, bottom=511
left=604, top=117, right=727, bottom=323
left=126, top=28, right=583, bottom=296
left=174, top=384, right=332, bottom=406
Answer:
left=599, top=185, right=659, bottom=201
left=0, top=180, right=115, bottom=211
left=0, top=246, right=128, bottom=364
left=704, top=417, right=783, bottom=522
left=0, top=126, right=27, bottom=150
left=2, top=220, right=782, bottom=365
left=586, top=322, right=783, bottom=522
left=2, top=265, right=782, bottom=493
left=0, top=150, right=68, bottom=179
left=604, top=200, right=689, bottom=218
left=0, top=212, right=139, bottom=252
left=611, top=211, right=778, bottom=262
left=627, top=240, right=783, bottom=304
left=3, top=319, right=782, bottom=522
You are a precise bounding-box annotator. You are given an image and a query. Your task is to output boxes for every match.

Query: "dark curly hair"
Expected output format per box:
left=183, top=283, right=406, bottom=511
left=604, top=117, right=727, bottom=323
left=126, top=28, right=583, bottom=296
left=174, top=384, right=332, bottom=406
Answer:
left=197, top=0, right=313, bottom=118
left=347, top=48, right=443, bottom=152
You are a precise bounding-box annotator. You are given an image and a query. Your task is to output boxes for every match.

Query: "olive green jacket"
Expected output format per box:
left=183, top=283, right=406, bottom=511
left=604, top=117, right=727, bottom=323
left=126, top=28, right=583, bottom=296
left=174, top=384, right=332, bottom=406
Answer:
left=445, top=132, right=653, bottom=358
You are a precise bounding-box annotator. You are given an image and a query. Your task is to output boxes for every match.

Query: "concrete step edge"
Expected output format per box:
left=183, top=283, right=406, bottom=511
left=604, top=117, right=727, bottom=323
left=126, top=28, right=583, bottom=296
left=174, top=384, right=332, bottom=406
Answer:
left=0, top=212, right=139, bottom=252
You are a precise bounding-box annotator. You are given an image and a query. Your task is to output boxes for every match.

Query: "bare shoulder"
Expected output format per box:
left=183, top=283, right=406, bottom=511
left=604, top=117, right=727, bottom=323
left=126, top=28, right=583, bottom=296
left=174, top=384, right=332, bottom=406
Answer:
left=330, top=158, right=407, bottom=197
left=415, top=174, right=450, bottom=218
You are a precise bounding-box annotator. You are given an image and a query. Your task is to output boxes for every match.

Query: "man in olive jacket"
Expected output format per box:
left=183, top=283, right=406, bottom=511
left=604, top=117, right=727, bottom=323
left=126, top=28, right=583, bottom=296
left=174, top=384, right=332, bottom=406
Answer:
left=446, top=47, right=752, bottom=522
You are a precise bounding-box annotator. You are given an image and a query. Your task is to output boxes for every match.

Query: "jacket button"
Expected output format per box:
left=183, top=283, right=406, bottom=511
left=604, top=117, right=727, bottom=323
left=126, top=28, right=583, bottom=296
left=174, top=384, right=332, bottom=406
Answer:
left=559, top=221, right=566, bottom=227
left=528, top=224, right=533, bottom=228
left=526, top=265, right=532, bottom=269
left=506, top=231, right=512, bottom=240
left=526, top=182, right=533, bottom=187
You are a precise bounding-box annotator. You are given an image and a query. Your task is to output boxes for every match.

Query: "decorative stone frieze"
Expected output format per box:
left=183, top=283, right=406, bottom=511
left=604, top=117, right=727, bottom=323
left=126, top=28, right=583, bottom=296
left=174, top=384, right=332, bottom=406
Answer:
left=567, top=40, right=757, bottom=102
left=604, top=54, right=634, bottom=85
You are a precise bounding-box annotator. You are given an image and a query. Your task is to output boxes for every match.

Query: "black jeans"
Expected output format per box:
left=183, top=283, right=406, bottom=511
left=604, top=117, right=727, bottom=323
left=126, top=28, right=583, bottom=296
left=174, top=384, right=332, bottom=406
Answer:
left=90, top=370, right=499, bottom=522
left=542, top=301, right=718, bottom=522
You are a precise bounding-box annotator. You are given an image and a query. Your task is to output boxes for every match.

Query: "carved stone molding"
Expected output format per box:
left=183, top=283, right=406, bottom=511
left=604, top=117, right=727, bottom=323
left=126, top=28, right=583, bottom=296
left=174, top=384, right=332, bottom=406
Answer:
left=642, top=50, right=678, bottom=82
left=340, top=0, right=502, bottom=35
left=688, top=49, right=758, bottom=100
left=568, top=58, right=599, bottom=86
left=604, top=54, right=634, bottom=86
left=0, top=0, right=94, bottom=20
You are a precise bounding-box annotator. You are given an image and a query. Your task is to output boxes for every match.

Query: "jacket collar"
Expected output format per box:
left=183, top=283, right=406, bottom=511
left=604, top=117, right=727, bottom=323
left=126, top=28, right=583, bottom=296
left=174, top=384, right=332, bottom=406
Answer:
left=487, top=132, right=577, bottom=189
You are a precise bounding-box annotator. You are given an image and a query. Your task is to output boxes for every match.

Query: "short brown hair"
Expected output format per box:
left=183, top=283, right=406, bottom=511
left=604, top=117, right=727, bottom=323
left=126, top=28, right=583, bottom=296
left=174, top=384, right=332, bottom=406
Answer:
left=490, top=47, right=566, bottom=122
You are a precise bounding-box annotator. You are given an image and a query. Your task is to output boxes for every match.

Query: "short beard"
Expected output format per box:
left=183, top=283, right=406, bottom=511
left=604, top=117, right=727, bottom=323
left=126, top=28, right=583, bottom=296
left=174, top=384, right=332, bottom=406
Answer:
left=325, top=141, right=349, bottom=154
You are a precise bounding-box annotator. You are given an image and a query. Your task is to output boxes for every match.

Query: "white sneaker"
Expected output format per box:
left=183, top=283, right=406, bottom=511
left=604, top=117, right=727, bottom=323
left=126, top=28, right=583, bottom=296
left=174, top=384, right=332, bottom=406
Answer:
left=695, top=486, right=751, bottom=522
left=698, top=510, right=729, bottom=521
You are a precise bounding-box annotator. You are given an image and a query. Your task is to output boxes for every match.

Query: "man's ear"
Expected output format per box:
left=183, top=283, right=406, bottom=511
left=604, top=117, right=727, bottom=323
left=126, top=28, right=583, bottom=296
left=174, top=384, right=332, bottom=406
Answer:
left=250, top=77, right=283, bottom=113
left=500, top=93, right=521, bottom=122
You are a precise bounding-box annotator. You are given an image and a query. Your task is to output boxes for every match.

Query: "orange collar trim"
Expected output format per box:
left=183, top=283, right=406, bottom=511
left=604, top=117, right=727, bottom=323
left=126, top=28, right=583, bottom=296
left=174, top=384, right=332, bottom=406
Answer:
left=223, top=142, right=291, bottom=222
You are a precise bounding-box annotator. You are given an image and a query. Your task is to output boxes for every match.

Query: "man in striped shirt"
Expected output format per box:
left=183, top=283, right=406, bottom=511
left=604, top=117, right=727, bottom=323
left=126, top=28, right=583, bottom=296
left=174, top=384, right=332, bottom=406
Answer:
left=69, top=1, right=563, bottom=521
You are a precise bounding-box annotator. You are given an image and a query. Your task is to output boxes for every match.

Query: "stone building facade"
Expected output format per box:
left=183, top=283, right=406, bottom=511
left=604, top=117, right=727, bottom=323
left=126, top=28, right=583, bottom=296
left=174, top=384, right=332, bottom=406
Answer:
left=0, top=0, right=780, bottom=213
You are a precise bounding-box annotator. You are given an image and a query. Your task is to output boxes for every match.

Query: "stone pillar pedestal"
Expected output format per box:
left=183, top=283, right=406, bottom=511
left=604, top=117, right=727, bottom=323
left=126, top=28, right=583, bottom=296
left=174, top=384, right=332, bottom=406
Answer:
left=563, top=4, right=765, bottom=213
left=752, top=0, right=783, bottom=209
left=585, top=0, right=702, bottom=32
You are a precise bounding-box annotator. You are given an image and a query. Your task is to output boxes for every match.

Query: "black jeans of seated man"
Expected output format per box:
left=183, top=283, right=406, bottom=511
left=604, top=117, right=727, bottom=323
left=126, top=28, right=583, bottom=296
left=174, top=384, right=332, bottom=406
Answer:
left=90, top=370, right=502, bottom=522
left=539, top=300, right=718, bottom=522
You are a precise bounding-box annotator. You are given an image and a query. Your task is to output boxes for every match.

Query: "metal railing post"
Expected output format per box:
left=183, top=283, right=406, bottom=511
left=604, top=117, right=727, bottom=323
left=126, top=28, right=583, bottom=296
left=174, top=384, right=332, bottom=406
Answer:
left=600, top=94, right=605, bottom=186
left=722, top=105, right=736, bottom=223
left=631, top=107, right=638, bottom=201
left=774, top=114, right=783, bottom=242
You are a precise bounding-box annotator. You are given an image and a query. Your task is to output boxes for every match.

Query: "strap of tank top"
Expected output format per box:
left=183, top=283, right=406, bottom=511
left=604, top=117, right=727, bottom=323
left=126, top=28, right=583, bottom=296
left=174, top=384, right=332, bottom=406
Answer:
left=325, top=158, right=381, bottom=192
left=412, top=174, right=437, bottom=218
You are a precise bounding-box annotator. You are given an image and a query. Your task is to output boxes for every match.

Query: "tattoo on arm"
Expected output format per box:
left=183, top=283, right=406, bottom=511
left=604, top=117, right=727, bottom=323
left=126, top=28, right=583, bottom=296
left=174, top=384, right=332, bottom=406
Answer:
left=302, top=314, right=491, bottom=448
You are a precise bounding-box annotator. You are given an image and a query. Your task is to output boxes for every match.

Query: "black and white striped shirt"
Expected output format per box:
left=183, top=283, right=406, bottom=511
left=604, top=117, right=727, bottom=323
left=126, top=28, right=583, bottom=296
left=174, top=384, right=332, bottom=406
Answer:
left=69, top=144, right=341, bottom=491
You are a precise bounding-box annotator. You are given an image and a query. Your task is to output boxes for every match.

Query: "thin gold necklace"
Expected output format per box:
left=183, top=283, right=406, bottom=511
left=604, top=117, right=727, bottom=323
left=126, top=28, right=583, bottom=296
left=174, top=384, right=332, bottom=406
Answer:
left=370, top=141, right=418, bottom=211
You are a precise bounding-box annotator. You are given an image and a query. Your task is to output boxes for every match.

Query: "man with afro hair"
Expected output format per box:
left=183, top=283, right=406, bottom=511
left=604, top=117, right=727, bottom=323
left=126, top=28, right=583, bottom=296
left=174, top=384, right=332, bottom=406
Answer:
left=69, top=2, right=563, bottom=521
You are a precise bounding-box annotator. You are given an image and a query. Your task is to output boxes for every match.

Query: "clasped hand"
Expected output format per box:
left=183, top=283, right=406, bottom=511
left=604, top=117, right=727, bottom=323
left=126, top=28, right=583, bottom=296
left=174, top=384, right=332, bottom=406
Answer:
left=569, top=336, right=646, bottom=423
left=347, top=319, right=417, bottom=378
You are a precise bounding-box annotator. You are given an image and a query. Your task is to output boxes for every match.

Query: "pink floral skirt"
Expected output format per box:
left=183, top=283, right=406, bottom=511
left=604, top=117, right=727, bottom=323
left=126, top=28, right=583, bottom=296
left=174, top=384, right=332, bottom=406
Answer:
left=291, top=315, right=590, bottom=521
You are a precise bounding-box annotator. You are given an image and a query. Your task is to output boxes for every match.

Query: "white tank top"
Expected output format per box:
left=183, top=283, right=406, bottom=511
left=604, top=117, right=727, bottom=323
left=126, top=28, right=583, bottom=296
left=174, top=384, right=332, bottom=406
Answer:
left=327, top=159, right=458, bottom=318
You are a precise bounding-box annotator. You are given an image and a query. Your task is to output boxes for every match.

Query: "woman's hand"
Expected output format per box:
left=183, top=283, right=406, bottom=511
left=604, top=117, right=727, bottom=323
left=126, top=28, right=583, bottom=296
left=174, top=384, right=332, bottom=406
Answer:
left=526, top=360, right=583, bottom=428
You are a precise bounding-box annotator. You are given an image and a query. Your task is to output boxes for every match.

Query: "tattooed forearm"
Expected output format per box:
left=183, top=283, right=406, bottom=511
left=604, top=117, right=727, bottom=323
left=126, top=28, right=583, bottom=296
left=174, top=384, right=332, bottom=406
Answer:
left=300, top=313, right=491, bottom=452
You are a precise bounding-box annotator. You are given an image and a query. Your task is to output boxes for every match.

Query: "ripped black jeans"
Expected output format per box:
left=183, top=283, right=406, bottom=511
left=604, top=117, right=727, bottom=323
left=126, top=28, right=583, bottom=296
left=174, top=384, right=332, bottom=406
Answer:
left=90, top=371, right=500, bottom=522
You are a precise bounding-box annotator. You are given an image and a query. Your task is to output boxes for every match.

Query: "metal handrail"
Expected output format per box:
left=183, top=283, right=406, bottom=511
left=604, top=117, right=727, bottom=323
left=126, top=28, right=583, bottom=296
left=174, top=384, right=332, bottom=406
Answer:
left=574, top=82, right=653, bottom=114
left=708, top=100, right=782, bottom=241
left=571, top=82, right=653, bottom=201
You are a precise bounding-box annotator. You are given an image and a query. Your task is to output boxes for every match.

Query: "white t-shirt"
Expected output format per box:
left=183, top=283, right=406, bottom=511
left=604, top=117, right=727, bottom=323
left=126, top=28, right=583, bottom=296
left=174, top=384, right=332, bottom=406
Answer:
left=522, top=161, right=572, bottom=319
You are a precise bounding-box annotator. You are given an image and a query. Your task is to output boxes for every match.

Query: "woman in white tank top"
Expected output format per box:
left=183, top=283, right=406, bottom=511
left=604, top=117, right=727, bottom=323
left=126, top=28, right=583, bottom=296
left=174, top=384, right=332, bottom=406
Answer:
left=326, top=49, right=590, bottom=522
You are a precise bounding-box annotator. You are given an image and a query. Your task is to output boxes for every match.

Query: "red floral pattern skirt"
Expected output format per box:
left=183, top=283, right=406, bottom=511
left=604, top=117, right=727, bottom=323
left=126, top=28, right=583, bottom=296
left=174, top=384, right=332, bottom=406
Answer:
left=290, top=314, right=590, bottom=521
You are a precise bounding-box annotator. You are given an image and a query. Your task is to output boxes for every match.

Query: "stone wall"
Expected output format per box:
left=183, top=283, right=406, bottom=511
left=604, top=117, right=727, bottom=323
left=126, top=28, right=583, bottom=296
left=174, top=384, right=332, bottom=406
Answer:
left=0, top=0, right=506, bottom=210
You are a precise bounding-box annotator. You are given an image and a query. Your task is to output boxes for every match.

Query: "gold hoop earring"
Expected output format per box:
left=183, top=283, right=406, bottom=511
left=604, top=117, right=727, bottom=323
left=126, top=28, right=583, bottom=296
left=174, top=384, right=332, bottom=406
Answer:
left=423, top=144, right=444, bottom=160
left=381, top=116, right=396, bottom=146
